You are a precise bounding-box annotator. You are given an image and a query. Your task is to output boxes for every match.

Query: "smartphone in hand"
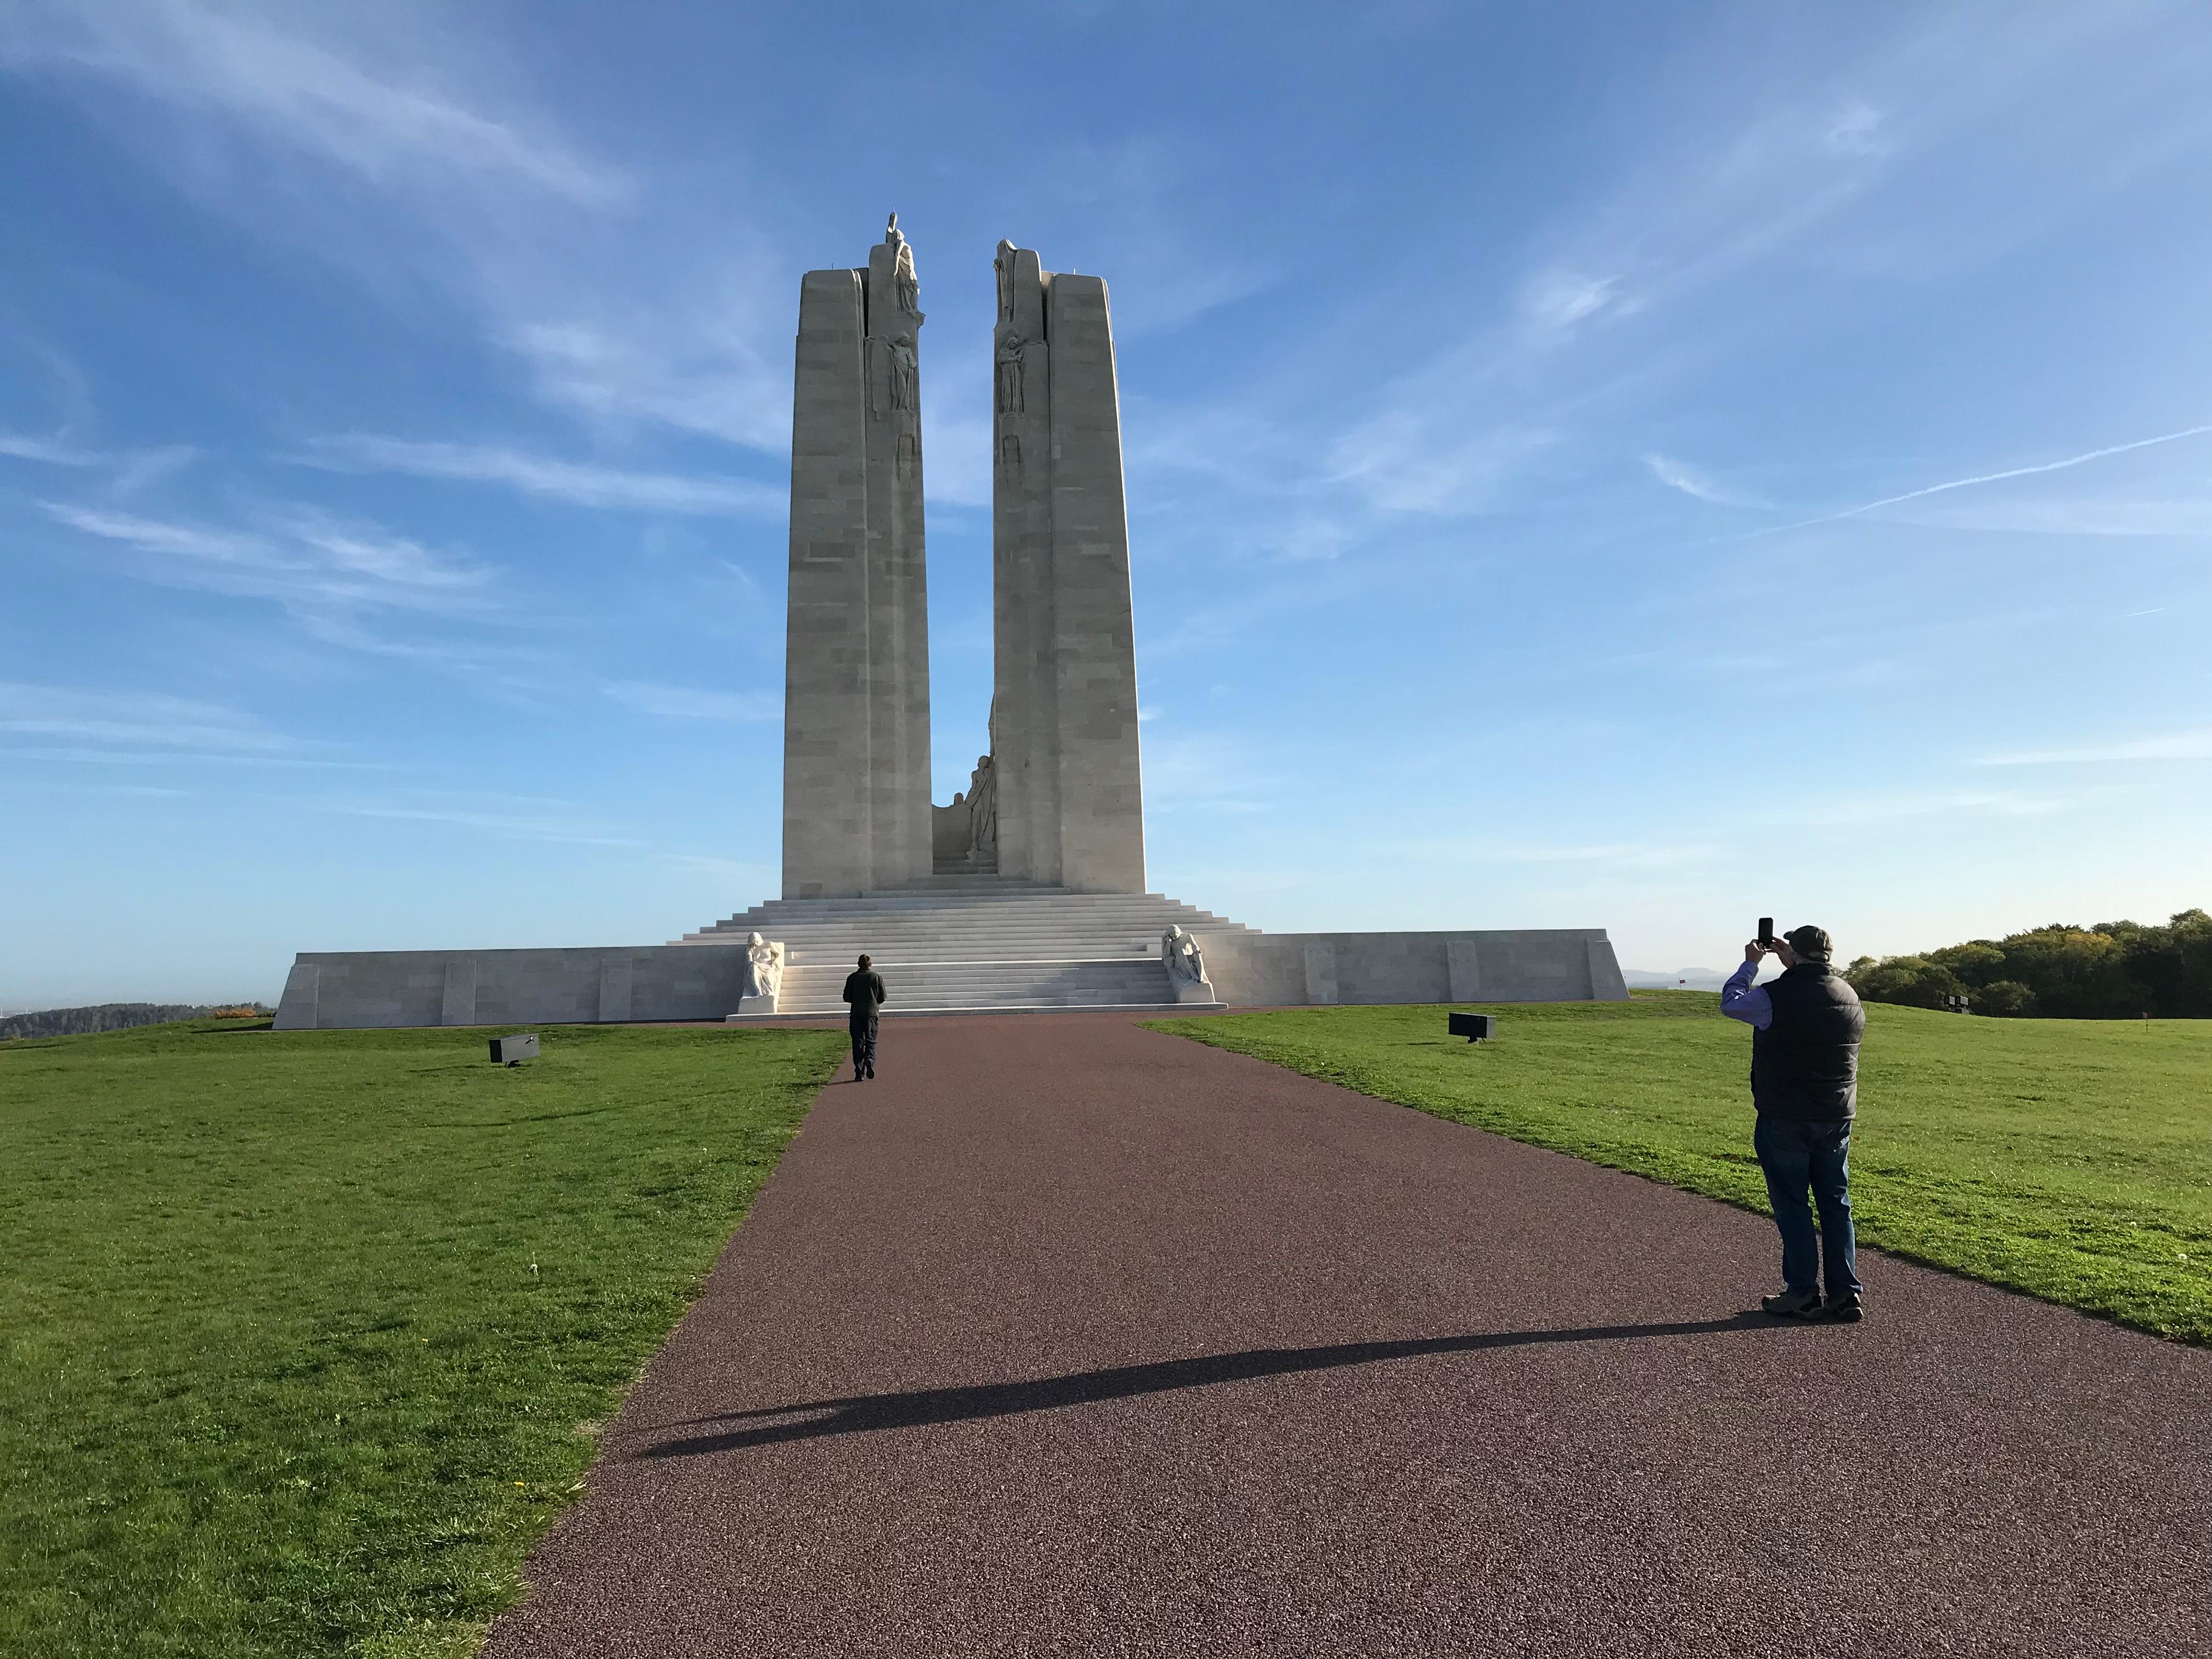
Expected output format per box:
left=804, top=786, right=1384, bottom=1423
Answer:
left=1757, top=917, right=1774, bottom=947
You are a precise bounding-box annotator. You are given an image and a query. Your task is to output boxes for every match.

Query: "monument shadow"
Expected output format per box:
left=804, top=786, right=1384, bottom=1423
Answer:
left=636, top=1313, right=1789, bottom=1458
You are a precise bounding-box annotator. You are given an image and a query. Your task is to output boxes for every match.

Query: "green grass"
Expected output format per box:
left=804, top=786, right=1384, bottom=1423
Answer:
left=1150, top=992, right=2212, bottom=1345
left=0, top=1018, right=845, bottom=1659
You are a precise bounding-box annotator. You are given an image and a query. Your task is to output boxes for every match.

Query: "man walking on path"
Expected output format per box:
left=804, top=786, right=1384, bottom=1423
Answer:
left=842, top=953, right=887, bottom=1081
left=1722, top=924, right=1867, bottom=1322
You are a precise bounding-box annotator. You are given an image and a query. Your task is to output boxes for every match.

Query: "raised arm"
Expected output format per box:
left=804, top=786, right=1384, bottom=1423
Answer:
left=1720, top=947, right=1774, bottom=1030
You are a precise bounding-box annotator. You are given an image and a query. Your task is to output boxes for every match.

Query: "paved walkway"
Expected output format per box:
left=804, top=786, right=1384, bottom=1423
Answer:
left=482, top=1014, right=2212, bottom=1658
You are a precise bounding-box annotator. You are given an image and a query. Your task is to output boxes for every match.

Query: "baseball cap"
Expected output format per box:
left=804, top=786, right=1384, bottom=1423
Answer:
left=1784, top=925, right=1832, bottom=962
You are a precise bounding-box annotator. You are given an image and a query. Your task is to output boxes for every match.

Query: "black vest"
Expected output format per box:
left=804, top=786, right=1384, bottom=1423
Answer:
left=1751, top=963, right=1865, bottom=1121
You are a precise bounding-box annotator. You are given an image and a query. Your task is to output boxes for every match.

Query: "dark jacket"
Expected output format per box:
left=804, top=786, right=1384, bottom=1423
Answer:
left=841, top=969, right=887, bottom=1021
left=1751, top=962, right=1865, bottom=1121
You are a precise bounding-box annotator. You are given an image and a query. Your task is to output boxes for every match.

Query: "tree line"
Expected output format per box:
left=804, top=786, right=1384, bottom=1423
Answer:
left=1844, top=911, right=2212, bottom=1018
left=0, top=1003, right=272, bottom=1041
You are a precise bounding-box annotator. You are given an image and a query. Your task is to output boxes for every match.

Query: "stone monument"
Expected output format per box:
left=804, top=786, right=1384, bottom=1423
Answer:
left=782, top=215, right=933, bottom=899
left=987, top=241, right=1146, bottom=893
left=268, top=222, right=1634, bottom=1030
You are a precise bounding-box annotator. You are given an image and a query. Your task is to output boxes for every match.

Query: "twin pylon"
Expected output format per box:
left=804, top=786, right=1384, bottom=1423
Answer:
left=781, top=221, right=1146, bottom=900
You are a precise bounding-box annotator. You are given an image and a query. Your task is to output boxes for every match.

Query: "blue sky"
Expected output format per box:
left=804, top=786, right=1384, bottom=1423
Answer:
left=4, top=1, right=2210, bottom=1007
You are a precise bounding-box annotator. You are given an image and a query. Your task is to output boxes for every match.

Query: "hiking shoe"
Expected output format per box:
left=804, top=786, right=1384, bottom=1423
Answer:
left=1824, top=1294, right=1864, bottom=1323
left=1760, top=1288, right=1824, bottom=1318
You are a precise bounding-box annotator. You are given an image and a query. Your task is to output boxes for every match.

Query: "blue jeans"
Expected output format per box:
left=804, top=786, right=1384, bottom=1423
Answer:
left=1753, top=1115, right=1861, bottom=1300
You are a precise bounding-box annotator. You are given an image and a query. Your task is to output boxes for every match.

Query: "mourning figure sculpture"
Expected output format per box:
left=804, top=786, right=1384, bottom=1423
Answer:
left=1161, top=926, right=1215, bottom=1003
left=740, top=931, right=786, bottom=1014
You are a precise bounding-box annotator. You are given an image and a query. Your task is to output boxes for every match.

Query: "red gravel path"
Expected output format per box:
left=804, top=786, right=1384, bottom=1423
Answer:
left=481, top=1013, right=2212, bottom=1658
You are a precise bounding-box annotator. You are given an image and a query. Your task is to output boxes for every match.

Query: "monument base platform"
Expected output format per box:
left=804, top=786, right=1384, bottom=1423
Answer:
left=273, top=882, right=1629, bottom=1030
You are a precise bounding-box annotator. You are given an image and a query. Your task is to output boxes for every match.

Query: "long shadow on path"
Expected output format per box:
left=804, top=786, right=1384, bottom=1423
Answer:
left=640, top=1312, right=1792, bottom=1458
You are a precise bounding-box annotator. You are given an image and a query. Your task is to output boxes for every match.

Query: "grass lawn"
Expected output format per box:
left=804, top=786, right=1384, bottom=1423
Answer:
left=1150, top=992, right=2212, bottom=1346
left=0, top=1019, right=845, bottom=1659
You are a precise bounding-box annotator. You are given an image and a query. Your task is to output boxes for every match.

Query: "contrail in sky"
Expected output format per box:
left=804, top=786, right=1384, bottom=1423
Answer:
left=1736, top=421, right=2212, bottom=541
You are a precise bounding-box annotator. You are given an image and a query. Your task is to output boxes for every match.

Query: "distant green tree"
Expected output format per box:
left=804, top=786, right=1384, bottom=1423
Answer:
left=1926, top=941, right=2005, bottom=987
left=1847, top=910, right=2210, bottom=1019
left=1845, top=955, right=1964, bottom=1011
left=2000, top=926, right=2130, bottom=1018
left=1972, top=980, right=2039, bottom=1017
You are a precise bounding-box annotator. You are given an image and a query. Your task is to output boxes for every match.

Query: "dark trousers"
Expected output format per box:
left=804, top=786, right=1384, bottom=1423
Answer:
left=1753, top=1114, right=1861, bottom=1300
left=848, top=1014, right=878, bottom=1077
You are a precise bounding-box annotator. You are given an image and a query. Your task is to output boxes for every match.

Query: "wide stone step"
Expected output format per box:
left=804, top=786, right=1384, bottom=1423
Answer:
left=678, top=891, right=1252, bottom=951
left=747, top=955, right=1193, bottom=1015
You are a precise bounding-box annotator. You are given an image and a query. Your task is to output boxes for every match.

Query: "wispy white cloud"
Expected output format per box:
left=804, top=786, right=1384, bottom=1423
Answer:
left=111, top=444, right=199, bottom=494
left=0, top=432, right=102, bottom=465
left=505, top=308, right=789, bottom=453
left=1, top=430, right=198, bottom=490
left=602, top=680, right=778, bottom=722
left=1738, top=422, right=2212, bottom=541
left=0, top=681, right=304, bottom=755
left=1823, top=98, right=1891, bottom=157
left=298, top=433, right=784, bottom=515
left=1325, top=419, right=1556, bottom=516
left=42, top=500, right=495, bottom=613
left=310, top=795, right=642, bottom=847
left=1774, top=787, right=2072, bottom=825
left=1645, top=452, right=1764, bottom=507
left=2, top=746, right=393, bottom=770
left=0, top=2, right=795, bottom=458
left=1979, top=728, right=2212, bottom=765
left=1519, top=269, right=1625, bottom=336
left=0, top=1, right=628, bottom=206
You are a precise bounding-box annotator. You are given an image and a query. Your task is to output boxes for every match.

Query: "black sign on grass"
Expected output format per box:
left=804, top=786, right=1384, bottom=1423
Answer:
left=1447, top=1012, right=1496, bottom=1043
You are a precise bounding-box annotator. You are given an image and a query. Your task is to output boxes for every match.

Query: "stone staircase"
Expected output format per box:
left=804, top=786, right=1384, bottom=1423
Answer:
left=676, top=876, right=1247, bottom=1014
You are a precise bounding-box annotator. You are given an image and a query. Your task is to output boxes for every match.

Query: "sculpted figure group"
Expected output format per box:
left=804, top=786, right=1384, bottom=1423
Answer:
left=742, top=932, right=785, bottom=1011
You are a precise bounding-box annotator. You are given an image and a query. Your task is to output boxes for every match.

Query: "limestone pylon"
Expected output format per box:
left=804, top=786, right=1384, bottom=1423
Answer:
left=988, top=241, right=1147, bottom=893
left=781, top=216, right=933, bottom=898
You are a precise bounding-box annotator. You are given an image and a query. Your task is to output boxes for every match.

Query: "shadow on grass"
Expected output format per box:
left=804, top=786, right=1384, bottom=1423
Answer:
left=639, top=1313, right=1791, bottom=1458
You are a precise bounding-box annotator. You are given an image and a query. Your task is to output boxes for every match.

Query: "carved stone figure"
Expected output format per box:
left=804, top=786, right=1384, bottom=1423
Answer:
left=738, top=930, right=786, bottom=1015
left=966, top=753, right=997, bottom=865
left=995, top=238, right=1016, bottom=320
left=994, top=332, right=1028, bottom=415
left=888, top=337, right=918, bottom=412
left=886, top=213, right=922, bottom=318
left=1161, top=927, right=1215, bottom=1001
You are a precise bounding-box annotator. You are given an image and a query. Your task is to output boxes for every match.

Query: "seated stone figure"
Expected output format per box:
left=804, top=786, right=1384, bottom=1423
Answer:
left=735, top=932, right=785, bottom=1017
left=1161, top=926, right=1215, bottom=1003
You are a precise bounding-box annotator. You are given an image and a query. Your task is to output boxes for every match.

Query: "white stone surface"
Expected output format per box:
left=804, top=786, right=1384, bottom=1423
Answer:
left=990, top=245, right=1146, bottom=894
left=735, top=932, right=785, bottom=1014
left=862, top=217, right=932, bottom=890
left=782, top=219, right=933, bottom=900
left=783, top=267, right=873, bottom=899
left=1162, top=925, right=1216, bottom=1003
left=991, top=242, right=1059, bottom=885
left=1200, top=929, right=1628, bottom=1006
left=272, top=920, right=1630, bottom=1029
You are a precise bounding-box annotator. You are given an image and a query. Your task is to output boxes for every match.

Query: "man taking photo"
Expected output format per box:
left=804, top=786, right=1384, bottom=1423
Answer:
left=1721, top=924, right=1866, bottom=1323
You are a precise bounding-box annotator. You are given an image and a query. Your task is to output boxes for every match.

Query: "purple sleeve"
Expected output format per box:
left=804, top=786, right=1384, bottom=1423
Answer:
left=1719, top=960, right=1773, bottom=1030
